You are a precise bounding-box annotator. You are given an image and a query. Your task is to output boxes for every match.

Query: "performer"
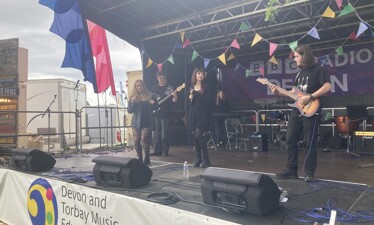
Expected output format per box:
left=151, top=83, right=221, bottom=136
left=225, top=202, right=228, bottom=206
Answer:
left=127, top=80, right=158, bottom=165
left=189, top=68, right=212, bottom=168
left=214, top=89, right=231, bottom=146
left=150, top=72, right=177, bottom=157
left=270, top=45, right=331, bottom=182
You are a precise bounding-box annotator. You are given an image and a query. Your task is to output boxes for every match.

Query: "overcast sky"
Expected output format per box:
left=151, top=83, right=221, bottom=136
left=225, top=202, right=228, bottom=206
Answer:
left=0, top=0, right=142, bottom=105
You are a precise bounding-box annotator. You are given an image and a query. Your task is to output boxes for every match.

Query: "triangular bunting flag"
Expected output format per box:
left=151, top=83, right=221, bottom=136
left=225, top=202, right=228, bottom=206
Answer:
left=259, top=67, right=265, bottom=76
left=289, top=41, right=298, bottom=52
left=204, top=59, right=210, bottom=69
left=261, top=114, right=266, bottom=122
left=348, top=32, right=358, bottom=40
left=319, top=55, right=329, bottom=65
left=180, top=31, right=185, bottom=42
left=356, top=21, right=368, bottom=38
left=191, top=51, right=199, bottom=61
left=167, top=55, right=175, bottom=65
left=322, top=6, right=335, bottom=18
left=324, top=111, right=332, bottom=122
left=336, top=0, right=343, bottom=9
left=157, top=64, right=163, bottom=72
left=251, top=33, right=263, bottom=47
left=234, top=63, right=240, bottom=71
left=251, top=114, right=257, bottom=123
left=245, top=70, right=252, bottom=78
left=239, top=21, right=250, bottom=31
left=337, top=3, right=354, bottom=17
left=269, top=55, right=278, bottom=65
left=227, top=53, right=235, bottom=61
left=230, top=39, right=240, bottom=49
left=335, top=46, right=344, bottom=56
left=183, top=38, right=190, bottom=48
left=175, top=41, right=182, bottom=48
left=218, top=53, right=226, bottom=65
left=146, top=58, right=153, bottom=68
left=307, top=27, right=320, bottom=40
left=269, top=42, right=278, bottom=56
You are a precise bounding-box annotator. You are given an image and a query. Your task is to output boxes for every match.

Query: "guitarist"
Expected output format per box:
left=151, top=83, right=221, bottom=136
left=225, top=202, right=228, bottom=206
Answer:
left=150, top=72, right=177, bottom=157
left=271, top=45, right=331, bottom=182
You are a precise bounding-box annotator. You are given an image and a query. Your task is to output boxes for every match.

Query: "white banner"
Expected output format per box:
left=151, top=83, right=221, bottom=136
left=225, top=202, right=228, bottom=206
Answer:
left=0, top=169, right=238, bottom=225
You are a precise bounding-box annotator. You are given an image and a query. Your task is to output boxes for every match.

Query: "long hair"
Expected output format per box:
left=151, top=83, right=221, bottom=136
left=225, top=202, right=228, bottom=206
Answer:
left=191, top=68, right=206, bottom=93
left=216, top=90, right=225, bottom=106
left=129, top=79, right=152, bottom=102
left=295, top=45, right=315, bottom=69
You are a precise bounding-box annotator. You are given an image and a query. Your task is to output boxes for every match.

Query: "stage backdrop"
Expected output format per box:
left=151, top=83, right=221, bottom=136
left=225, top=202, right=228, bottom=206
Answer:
left=221, top=42, right=374, bottom=109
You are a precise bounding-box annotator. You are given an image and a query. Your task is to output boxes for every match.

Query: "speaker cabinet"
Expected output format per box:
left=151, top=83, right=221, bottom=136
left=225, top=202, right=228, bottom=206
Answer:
left=201, top=167, right=280, bottom=216
left=11, top=149, right=56, bottom=172
left=92, top=156, right=152, bottom=188
left=354, top=132, right=374, bottom=154
left=250, top=134, right=268, bottom=151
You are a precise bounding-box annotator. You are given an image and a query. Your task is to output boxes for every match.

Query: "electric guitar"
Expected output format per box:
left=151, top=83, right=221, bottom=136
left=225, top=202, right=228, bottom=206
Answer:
left=154, top=83, right=185, bottom=111
left=256, top=78, right=320, bottom=117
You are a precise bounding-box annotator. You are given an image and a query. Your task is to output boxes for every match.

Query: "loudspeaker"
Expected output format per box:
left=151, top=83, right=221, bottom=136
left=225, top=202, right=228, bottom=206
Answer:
left=354, top=132, right=374, bottom=154
left=92, top=156, right=152, bottom=188
left=249, top=134, right=268, bottom=151
left=11, top=149, right=56, bottom=172
left=201, top=167, right=280, bottom=216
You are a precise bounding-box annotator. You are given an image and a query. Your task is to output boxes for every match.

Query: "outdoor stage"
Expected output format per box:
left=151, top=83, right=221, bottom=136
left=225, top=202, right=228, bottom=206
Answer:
left=1, top=147, right=374, bottom=225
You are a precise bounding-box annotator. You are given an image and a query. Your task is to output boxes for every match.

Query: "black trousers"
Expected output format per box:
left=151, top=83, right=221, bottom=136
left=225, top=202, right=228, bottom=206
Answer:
left=286, top=109, right=320, bottom=176
left=152, top=117, right=170, bottom=154
left=193, top=128, right=211, bottom=165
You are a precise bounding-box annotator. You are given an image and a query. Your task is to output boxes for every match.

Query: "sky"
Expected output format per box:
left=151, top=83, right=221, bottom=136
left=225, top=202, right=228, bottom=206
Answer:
left=0, top=0, right=142, bottom=105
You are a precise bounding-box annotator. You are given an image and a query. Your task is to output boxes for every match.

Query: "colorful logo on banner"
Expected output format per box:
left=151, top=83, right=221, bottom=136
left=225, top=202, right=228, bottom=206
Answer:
left=27, top=178, right=58, bottom=225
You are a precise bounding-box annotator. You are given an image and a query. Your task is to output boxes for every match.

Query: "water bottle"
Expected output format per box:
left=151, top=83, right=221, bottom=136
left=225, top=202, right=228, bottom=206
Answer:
left=183, top=161, right=189, bottom=180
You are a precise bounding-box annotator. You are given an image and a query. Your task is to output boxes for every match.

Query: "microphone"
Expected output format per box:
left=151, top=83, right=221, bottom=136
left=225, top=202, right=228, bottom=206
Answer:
left=74, top=80, right=80, bottom=89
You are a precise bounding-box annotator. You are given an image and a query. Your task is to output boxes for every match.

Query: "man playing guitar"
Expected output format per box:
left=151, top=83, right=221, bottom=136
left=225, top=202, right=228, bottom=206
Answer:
left=269, top=45, right=331, bottom=182
left=150, top=72, right=177, bottom=157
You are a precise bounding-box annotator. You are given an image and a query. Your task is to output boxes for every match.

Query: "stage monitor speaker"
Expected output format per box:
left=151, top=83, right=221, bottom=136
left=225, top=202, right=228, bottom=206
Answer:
left=11, top=148, right=56, bottom=172
left=201, top=167, right=280, bottom=216
left=92, top=156, right=152, bottom=188
left=249, top=134, right=268, bottom=151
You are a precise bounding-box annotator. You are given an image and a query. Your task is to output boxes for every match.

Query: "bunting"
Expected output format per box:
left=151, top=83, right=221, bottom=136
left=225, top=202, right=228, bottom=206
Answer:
left=335, top=46, right=344, bottom=55
left=204, top=59, right=210, bottom=69
left=251, top=33, right=263, bottom=47
left=322, top=7, right=335, bottom=18
left=307, top=27, right=320, bottom=40
left=230, top=39, right=240, bottom=49
left=218, top=53, right=226, bottom=65
left=157, top=64, right=163, bottom=72
left=335, top=0, right=343, bottom=10
left=245, top=70, right=252, bottom=78
left=227, top=53, right=235, bottom=61
left=191, top=51, right=199, bottom=61
left=337, top=3, right=354, bottom=18
left=269, top=55, right=278, bottom=65
left=239, top=21, right=250, bottom=31
left=259, top=67, right=265, bottom=76
left=269, top=42, right=278, bottom=56
left=180, top=31, right=185, bottom=42
left=356, top=22, right=368, bottom=38
left=183, top=39, right=190, bottom=48
left=146, top=58, right=153, bottom=68
left=289, top=41, right=298, bottom=52
left=167, top=55, right=175, bottom=65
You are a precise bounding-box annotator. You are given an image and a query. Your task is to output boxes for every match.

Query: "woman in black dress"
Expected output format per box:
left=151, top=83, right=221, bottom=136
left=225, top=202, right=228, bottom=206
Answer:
left=127, top=80, right=157, bottom=164
left=188, top=68, right=212, bottom=168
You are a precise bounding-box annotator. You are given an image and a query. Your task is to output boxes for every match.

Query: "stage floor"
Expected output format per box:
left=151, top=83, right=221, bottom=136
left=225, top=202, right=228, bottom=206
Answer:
left=1, top=143, right=374, bottom=225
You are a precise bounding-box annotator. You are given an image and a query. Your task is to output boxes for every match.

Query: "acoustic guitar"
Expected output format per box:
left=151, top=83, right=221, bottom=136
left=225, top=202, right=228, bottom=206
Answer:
left=256, top=78, right=320, bottom=117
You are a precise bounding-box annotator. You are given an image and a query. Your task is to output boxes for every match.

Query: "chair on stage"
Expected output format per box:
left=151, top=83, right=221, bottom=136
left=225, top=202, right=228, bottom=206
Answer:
left=203, top=130, right=217, bottom=151
left=225, top=118, right=249, bottom=151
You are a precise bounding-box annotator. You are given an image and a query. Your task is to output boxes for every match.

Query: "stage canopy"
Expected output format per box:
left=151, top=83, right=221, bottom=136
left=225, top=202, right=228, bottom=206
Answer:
left=77, top=0, right=374, bottom=108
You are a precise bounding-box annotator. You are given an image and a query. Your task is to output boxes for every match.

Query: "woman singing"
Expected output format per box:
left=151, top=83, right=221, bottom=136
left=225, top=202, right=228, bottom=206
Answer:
left=189, top=68, right=212, bottom=168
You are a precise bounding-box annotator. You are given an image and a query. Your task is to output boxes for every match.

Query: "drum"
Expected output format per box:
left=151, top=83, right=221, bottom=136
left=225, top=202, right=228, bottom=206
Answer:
left=334, top=116, right=359, bottom=135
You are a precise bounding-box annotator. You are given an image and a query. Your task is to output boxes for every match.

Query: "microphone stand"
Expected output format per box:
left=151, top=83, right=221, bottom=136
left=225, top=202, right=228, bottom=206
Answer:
left=74, top=81, right=81, bottom=154
left=42, top=95, right=57, bottom=154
